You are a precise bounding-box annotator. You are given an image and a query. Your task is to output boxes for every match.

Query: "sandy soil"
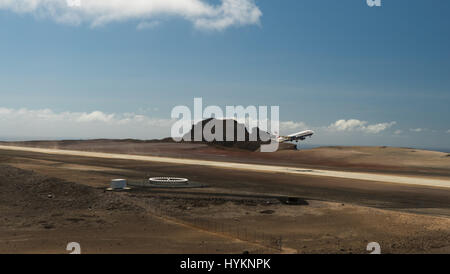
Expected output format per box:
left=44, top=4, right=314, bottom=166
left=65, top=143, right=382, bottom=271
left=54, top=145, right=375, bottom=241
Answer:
left=0, top=145, right=449, bottom=254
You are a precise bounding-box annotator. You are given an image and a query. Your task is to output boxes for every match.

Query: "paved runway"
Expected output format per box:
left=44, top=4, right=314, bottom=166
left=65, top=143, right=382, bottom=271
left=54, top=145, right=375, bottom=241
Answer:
left=0, top=145, right=449, bottom=189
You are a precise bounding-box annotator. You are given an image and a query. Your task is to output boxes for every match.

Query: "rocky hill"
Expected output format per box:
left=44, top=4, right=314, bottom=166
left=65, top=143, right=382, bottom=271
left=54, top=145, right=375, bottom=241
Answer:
left=182, top=118, right=275, bottom=151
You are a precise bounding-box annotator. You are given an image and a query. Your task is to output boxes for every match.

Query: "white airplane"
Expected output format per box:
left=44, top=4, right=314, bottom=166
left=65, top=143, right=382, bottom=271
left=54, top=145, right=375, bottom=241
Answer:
left=277, top=130, right=314, bottom=143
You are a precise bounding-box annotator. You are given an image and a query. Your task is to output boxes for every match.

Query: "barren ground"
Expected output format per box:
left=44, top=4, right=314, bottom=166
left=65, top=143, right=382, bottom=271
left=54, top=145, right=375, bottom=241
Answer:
left=0, top=141, right=449, bottom=254
left=3, top=140, right=449, bottom=176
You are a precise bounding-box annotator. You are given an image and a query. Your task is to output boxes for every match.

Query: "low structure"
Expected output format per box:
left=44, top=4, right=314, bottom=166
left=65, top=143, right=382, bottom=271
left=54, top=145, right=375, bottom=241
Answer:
left=128, top=177, right=206, bottom=188
left=107, top=179, right=131, bottom=191
left=149, top=177, right=189, bottom=185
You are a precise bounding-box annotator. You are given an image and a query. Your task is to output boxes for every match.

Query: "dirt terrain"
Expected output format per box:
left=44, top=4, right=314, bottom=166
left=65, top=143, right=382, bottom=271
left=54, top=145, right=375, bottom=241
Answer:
left=0, top=143, right=449, bottom=254
left=3, top=140, right=449, bottom=177
left=0, top=165, right=265, bottom=254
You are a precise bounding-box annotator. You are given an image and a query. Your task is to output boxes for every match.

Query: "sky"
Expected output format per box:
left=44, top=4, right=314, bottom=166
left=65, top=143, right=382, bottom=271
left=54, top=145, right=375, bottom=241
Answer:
left=0, top=0, right=449, bottom=149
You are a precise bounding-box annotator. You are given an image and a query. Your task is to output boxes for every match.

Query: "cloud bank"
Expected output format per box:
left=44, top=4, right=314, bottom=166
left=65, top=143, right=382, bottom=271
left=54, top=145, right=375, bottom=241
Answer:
left=0, top=107, right=174, bottom=140
left=0, top=107, right=310, bottom=140
left=0, top=107, right=406, bottom=144
left=328, top=119, right=396, bottom=134
left=0, top=0, right=262, bottom=30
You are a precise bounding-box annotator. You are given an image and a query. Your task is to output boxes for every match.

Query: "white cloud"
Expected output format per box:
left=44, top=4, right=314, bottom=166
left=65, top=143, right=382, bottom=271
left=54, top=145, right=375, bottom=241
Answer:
left=0, top=0, right=262, bottom=30
left=328, top=119, right=396, bottom=134
left=329, top=119, right=367, bottom=132
left=410, top=128, right=425, bottom=133
left=76, top=110, right=115, bottom=123
left=394, top=130, right=403, bottom=135
left=365, top=122, right=397, bottom=134
left=279, top=121, right=308, bottom=133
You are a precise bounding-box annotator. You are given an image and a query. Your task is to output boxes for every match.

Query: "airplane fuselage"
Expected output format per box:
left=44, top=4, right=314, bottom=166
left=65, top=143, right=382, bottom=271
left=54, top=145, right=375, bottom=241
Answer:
left=278, top=130, right=314, bottom=143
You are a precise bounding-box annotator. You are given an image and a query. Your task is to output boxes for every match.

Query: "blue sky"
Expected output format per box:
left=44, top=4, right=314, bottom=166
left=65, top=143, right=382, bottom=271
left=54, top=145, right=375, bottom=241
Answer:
left=0, top=0, right=449, bottom=149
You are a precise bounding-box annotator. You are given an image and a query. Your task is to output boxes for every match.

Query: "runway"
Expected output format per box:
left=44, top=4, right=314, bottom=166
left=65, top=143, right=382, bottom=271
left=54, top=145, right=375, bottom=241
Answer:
left=0, top=145, right=449, bottom=189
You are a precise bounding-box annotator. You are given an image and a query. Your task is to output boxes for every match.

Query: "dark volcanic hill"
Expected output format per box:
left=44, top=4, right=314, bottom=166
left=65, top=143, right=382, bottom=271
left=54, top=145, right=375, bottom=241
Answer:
left=182, top=118, right=274, bottom=151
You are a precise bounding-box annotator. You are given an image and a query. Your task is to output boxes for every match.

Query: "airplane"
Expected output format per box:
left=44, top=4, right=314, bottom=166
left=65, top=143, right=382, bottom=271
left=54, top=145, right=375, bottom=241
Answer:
left=277, top=130, right=314, bottom=143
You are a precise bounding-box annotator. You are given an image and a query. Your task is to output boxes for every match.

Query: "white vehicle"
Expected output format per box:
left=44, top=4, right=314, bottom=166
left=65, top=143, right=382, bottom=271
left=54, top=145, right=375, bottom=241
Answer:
left=277, top=130, right=314, bottom=143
